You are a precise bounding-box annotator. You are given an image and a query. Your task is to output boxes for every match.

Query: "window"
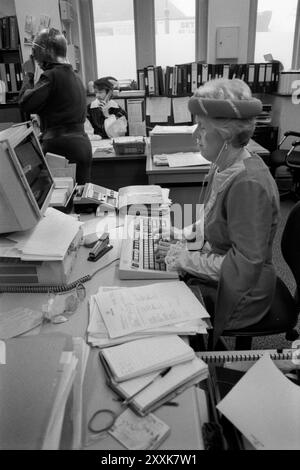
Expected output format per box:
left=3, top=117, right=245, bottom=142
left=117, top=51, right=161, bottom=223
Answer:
left=154, top=0, right=195, bottom=67
left=255, top=0, right=298, bottom=70
left=92, top=0, right=137, bottom=80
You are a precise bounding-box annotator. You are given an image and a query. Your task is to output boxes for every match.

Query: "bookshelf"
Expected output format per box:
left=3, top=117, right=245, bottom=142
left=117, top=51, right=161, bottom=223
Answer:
left=0, top=14, right=24, bottom=122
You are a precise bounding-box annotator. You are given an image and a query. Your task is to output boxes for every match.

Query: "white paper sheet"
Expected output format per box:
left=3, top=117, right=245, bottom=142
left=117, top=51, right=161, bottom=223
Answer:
left=96, top=281, right=209, bottom=339
left=166, top=152, right=211, bottom=168
left=11, top=208, right=82, bottom=259
left=217, top=354, right=300, bottom=450
left=172, top=97, right=192, bottom=123
left=146, top=97, right=171, bottom=123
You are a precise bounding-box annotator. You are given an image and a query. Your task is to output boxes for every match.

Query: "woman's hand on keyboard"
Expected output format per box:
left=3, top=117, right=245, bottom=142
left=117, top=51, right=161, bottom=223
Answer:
left=154, top=226, right=183, bottom=242
left=154, top=239, right=178, bottom=263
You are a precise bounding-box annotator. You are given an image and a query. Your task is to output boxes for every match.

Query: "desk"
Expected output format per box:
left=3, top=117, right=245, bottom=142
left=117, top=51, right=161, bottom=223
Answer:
left=0, top=217, right=207, bottom=450
left=146, top=138, right=270, bottom=227
left=91, top=147, right=148, bottom=190
left=146, top=138, right=270, bottom=186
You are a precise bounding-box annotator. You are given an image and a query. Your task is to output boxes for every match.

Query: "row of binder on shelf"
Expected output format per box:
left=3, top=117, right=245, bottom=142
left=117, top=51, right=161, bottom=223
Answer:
left=138, top=62, right=281, bottom=97
left=0, top=16, right=19, bottom=49
left=0, top=62, right=23, bottom=93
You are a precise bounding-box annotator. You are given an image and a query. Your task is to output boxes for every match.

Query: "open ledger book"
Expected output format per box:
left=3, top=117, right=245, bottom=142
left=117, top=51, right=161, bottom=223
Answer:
left=74, top=183, right=171, bottom=215
left=99, top=335, right=195, bottom=382
left=100, top=354, right=208, bottom=416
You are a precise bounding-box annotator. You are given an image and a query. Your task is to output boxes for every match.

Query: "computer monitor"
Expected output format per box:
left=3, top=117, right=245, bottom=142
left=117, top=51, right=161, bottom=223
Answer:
left=0, top=123, right=54, bottom=234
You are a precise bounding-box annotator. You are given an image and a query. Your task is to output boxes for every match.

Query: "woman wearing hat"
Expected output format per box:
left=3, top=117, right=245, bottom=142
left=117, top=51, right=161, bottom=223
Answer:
left=19, top=28, right=92, bottom=184
left=155, top=78, right=280, bottom=345
left=87, top=76, right=127, bottom=138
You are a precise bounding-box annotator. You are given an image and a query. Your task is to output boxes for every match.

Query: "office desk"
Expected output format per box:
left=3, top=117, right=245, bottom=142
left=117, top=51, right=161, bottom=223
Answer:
left=0, top=217, right=207, bottom=450
left=146, top=138, right=270, bottom=227
left=146, top=138, right=270, bottom=186
left=91, top=146, right=148, bottom=190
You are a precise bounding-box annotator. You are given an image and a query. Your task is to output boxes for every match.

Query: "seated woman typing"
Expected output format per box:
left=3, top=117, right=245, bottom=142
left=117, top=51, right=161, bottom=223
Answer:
left=155, top=78, right=280, bottom=346
left=87, top=76, right=128, bottom=138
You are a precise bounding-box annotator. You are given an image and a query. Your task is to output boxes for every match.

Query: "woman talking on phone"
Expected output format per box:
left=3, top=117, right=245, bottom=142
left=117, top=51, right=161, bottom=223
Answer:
left=19, top=28, right=92, bottom=184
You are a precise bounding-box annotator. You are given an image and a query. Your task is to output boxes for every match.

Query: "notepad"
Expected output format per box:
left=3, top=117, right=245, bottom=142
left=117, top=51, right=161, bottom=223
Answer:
left=99, top=335, right=195, bottom=382
left=109, top=409, right=170, bottom=450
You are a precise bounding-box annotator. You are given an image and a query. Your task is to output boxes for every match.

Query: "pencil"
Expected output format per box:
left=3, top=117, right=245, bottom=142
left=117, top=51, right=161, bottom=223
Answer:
left=122, top=366, right=172, bottom=406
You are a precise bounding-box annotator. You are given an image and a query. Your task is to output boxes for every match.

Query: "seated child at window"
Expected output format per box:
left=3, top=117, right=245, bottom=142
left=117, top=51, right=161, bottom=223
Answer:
left=87, top=76, right=128, bottom=138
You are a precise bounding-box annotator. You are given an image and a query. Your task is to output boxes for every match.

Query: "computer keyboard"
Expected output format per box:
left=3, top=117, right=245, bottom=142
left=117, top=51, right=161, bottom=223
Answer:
left=119, top=215, right=178, bottom=280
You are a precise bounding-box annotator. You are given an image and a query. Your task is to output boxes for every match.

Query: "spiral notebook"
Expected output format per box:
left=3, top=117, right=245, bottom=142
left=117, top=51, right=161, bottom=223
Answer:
left=197, top=348, right=297, bottom=364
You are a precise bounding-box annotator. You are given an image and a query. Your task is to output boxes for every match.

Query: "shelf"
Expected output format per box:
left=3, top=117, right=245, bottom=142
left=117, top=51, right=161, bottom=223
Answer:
left=0, top=48, right=20, bottom=52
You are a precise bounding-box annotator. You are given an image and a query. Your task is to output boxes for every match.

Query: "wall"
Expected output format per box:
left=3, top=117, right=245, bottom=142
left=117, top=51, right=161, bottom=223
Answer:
left=14, top=0, right=62, bottom=62
left=0, top=0, right=16, bottom=16
left=207, top=0, right=251, bottom=63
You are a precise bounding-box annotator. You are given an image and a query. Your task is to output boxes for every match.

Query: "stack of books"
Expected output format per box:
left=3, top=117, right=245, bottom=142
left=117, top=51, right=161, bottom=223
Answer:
left=0, top=335, right=81, bottom=450
left=99, top=335, right=208, bottom=416
left=87, top=281, right=211, bottom=349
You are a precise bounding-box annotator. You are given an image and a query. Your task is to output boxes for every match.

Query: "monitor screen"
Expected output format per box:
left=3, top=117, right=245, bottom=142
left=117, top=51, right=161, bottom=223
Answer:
left=14, top=132, right=53, bottom=210
left=0, top=124, right=54, bottom=234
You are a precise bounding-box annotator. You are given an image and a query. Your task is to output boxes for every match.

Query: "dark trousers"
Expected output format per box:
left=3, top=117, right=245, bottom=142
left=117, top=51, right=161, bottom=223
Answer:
left=42, top=132, right=93, bottom=185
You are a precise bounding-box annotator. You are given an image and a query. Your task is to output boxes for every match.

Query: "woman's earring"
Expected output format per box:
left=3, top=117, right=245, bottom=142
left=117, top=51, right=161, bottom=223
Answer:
left=224, top=141, right=228, bottom=151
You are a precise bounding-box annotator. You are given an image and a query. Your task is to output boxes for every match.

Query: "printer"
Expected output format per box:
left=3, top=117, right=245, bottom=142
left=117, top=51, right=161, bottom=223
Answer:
left=0, top=208, right=83, bottom=286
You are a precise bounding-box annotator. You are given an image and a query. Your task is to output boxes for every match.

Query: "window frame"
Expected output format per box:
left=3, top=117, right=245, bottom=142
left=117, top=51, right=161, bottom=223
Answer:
left=248, top=0, right=300, bottom=69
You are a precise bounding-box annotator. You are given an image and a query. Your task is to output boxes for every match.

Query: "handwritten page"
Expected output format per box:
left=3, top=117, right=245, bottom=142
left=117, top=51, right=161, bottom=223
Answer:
left=109, top=409, right=170, bottom=450
left=146, top=97, right=171, bottom=123
left=95, top=281, right=209, bottom=339
left=166, top=152, right=211, bottom=168
left=217, top=354, right=300, bottom=450
left=172, top=97, right=192, bottom=123
left=88, top=288, right=208, bottom=347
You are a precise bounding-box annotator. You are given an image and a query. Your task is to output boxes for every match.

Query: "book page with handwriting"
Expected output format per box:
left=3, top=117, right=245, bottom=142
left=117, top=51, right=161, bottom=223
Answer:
left=96, top=281, right=209, bottom=339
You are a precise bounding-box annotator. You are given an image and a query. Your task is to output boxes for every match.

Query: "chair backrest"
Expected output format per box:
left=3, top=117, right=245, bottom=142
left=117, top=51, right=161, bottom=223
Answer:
left=281, top=201, right=300, bottom=293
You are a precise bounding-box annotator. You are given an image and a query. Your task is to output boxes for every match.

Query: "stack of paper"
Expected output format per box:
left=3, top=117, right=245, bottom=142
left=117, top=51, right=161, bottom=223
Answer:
left=153, top=152, right=210, bottom=168
left=99, top=335, right=208, bottom=416
left=49, top=177, right=75, bottom=207
left=7, top=208, right=82, bottom=261
left=0, top=335, right=78, bottom=450
left=87, top=282, right=210, bottom=348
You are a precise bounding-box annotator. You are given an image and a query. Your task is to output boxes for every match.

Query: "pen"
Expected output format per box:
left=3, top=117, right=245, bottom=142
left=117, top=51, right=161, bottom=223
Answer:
left=122, top=366, right=172, bottom=407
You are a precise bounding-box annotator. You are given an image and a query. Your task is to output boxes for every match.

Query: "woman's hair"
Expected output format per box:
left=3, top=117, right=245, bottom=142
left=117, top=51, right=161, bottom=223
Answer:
left=194, top=78, right=257, bottom=147
left=94, top=76, right=117, bottom=92
left=32, top=28, right=67, bottom=66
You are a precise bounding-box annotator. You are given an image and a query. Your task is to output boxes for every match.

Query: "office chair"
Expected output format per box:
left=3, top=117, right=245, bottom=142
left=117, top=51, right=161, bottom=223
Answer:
left=269, top=131, right=300, bottom=200
left=217, top=201, right=300, bottom=350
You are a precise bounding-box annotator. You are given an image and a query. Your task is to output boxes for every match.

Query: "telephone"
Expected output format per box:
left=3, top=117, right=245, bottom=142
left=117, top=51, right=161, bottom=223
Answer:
left=73, top=183, right=118, bottom=213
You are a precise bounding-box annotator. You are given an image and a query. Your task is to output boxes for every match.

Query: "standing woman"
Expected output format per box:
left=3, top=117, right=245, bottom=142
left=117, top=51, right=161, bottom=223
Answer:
left=19, top=28, right=92, bottom=184
left=155, top=78, right=280, bottom=346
